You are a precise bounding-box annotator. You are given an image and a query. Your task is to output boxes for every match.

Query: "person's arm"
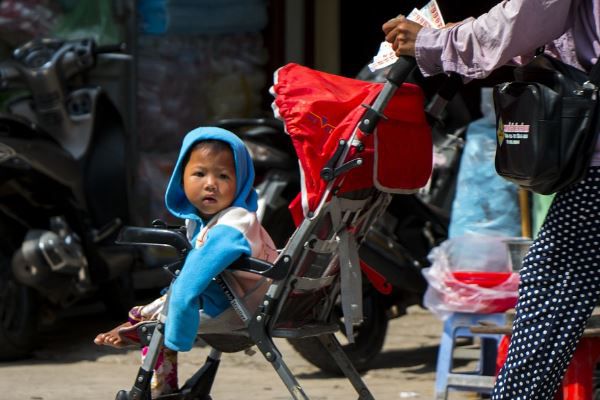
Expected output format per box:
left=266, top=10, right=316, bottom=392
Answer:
left=384, top=0, right=574, bottom=79
left=164, top=210, right=254, bottom=352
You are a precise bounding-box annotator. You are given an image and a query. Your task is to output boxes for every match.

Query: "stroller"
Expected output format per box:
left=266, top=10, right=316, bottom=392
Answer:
left=114, top=57, right=433, bottom=400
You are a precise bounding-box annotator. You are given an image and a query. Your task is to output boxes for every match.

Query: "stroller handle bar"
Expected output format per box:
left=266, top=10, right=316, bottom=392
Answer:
left=229, top=256, right=288, bottom=280
left=116, top=225, right=286, bottom=280
left=386, top=56, right=417, bottom=87
left=116, top=226, right=191, bottom=254
left=358, top=56, right=417, bottom=134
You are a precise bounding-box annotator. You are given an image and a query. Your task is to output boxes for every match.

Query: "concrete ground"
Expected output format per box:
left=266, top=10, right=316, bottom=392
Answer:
left=0, top=303, right=485, bottom=400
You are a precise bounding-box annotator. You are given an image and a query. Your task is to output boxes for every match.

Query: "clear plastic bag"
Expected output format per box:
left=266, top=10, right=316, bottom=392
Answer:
left=422, top=233, right=520, bottom=320
left=448, top=88, right=521, bottom=238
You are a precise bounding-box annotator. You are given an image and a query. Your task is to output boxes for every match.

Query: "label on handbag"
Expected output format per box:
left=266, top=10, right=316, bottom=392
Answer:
left=498, top=121, right=530, bottom=145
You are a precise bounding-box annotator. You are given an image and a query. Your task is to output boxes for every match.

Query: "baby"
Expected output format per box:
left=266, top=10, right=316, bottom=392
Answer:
left=95, top=127, right=278, bottom=396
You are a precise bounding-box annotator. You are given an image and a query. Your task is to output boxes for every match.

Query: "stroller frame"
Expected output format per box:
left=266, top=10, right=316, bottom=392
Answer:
left=114, top=57, right=418, bottom=400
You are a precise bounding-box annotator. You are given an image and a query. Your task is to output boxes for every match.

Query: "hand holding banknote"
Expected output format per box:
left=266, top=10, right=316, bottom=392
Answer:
left=382, top=15, right=424, bottom=57
left=368, top=0, right=448, bottom=72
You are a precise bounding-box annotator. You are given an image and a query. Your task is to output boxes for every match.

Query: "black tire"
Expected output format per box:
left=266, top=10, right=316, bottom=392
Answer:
left=288, top=289, right=388, bottom=375
left=99, top=272, right=136, bottom=320
left=0, top=251, right=39, bottom=361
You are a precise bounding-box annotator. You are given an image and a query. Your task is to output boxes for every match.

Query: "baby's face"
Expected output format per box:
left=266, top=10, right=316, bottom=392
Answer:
left=182, top=146, right=236, bottom=219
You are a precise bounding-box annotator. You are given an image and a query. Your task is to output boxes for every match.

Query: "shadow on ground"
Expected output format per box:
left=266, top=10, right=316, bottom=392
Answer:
left=1, top=299, right=146, bottom=366
left=295, top=344, right=439, bottom=380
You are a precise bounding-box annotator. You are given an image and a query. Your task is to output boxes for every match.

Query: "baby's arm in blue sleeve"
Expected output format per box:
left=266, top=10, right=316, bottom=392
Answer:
left=164, top=224, right=251, bottom=351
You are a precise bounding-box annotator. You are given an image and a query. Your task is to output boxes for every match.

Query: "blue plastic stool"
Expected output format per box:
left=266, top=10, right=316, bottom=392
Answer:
left=434, top=311, right=507, bottom=400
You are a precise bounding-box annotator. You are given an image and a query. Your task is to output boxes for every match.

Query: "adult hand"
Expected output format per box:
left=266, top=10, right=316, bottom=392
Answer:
left=382, top=15, right=423, bottom=57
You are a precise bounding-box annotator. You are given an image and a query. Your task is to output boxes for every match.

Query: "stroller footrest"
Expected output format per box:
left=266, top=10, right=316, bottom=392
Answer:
left=199, top=333, right=254, bottom=353
left=136, top=321, right=162, bottom=346
left=272, top=322, right=339, bottom=339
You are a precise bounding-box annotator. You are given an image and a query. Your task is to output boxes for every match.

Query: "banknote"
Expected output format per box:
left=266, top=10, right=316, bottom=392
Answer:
left=406, top=8, right=434, bottom=28
left=368, top=0, right=446, bottom=71
left=419, top=0, right=445, bottom=29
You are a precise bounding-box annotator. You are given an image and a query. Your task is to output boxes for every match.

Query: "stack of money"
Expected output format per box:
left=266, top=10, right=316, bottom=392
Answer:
left=368, top=0, right=445, bottom=72
left=406, top=0, right=445, bottom=29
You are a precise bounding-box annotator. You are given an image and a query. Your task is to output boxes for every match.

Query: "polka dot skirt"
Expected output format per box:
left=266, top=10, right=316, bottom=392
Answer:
left=491, top=167, right=600, bottom=399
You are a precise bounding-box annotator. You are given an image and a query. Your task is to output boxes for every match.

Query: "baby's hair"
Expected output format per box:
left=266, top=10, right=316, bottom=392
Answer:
left=182, top=139, right=233, bottom=168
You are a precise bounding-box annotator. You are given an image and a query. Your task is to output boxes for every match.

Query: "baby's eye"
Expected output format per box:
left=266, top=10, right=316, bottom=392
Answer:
left=194, top=171, right=205, bottom=177
left=220, top=174, right=231, bottom=180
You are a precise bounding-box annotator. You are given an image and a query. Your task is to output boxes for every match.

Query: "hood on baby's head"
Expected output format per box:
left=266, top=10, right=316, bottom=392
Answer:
left=164, top=126, right=257, bottom=221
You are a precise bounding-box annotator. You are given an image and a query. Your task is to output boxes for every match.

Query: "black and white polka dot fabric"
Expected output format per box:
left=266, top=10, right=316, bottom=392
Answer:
left=491, top=167, right=600, bottom=399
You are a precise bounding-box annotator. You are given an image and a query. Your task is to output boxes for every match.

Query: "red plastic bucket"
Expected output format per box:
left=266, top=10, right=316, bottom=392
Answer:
left=451, top=271, right=512, bottom=288
left=444, top=271, right=518, bottom=313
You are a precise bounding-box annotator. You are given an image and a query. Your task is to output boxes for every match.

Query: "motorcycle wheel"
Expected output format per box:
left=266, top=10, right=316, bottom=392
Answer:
left=99, top=272, right=136, bottom=320
left=0, top=251, right=39, bottom=360
left=288, top=289, right=388, bottom=375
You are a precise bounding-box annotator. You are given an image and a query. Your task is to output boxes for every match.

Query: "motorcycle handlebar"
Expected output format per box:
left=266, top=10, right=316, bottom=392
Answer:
left=94, top=43, right=127, bottom=55
left=60, top=40, right=127, bottom=81
left=425, top=73, right=464, bottom=124
left=0, top=39, right=129, bottom=94
left=214, top=118, right=284, bottom=132
left=116, top=226, right=192, bottom=255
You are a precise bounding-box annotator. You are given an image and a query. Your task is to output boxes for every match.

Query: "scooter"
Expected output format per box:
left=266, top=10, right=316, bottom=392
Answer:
left=213, top=74, right=470, bottom=373
left=0, top=38, right=136, bottom=360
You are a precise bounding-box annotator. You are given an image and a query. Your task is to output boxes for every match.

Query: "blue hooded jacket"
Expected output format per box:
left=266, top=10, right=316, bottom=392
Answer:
left=163, top=127, right=258, bottom=351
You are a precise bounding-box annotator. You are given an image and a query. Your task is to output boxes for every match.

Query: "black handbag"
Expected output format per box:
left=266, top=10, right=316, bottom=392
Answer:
left=493, top=52, right=600, bottom=195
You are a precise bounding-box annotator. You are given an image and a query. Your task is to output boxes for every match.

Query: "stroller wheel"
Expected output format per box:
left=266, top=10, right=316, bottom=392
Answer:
left=289, top=288, right=388, bottom=374
left=115, top=390, right=130, bottom=400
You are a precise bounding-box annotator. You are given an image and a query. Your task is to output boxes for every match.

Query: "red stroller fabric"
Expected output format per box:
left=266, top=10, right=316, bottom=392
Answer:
left=271, top=63, right=432, bottom=217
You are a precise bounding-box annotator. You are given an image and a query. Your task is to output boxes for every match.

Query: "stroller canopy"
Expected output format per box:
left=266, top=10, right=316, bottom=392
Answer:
left=271, top=63, right=432, bottom=218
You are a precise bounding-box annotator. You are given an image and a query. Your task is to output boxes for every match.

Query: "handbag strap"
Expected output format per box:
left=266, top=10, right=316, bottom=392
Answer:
left=589, top=58, right=600, bottom=86
left=536, top=45, right=600, bottom=86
